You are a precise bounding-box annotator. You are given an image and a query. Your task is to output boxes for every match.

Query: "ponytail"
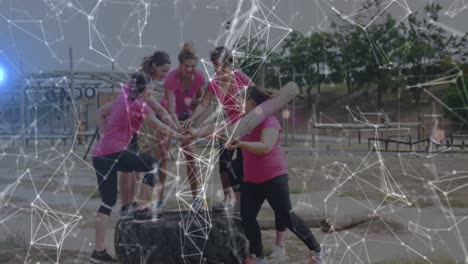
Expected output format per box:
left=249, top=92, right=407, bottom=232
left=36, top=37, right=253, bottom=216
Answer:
left=140, top=51, right=171, bottom=75
left=128, top=71, right=151, bottom=102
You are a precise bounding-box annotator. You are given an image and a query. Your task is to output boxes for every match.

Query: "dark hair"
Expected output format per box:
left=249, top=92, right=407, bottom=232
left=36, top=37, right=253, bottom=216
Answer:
left=246, top=85, right=273, bottom=105
left=141, top=51, right=171, bottom=75
left=178, top=42, right=198, bottom=64
left=128, top=71, right=151, bottom=102
left=210, top=46, right=233, bottom=65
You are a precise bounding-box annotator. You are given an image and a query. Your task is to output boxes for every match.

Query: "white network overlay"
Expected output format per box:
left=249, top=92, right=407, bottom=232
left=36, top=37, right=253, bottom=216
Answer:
left=0, top=0, right=467, bottom=263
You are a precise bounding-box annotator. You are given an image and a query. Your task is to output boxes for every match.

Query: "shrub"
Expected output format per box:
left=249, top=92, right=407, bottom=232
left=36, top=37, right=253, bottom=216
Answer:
left=443, top=77, right=468, bottom=123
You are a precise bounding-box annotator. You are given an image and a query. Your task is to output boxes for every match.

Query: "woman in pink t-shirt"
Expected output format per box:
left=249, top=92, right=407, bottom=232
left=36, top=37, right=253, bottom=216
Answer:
left=118, top=51, right=174, bottom=220
left=155, top=43, right=206, bottom=213
left=90, top=72, right=184, bottom=263
left=187, top=48, right=293, bottom=262
left=187, top=46, right=252, bottom=211
left=225, top=86, right=325, bottom=264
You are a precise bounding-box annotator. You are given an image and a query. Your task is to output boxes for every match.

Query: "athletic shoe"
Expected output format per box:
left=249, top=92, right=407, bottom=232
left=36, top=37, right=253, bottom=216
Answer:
left=212, top=199, right=236, bottom=212
left=269, top=244, right=287, bottom=263
left=310, top=249, right=328, bottom=264
left=89, top=249, right=116, bottom=263
left=119, top=202, right=137, bottom=219
left=191, top=198, right=205, bottom=213
left=132, top=207, right=159, bottom=223
left=244, top=254, right=267, bottom=264
left=154, top=200, right=164, bottom=217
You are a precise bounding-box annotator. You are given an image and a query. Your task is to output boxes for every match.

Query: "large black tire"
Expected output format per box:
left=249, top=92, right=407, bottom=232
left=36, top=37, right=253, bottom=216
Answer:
left=115, top=211, right=248, bottom=264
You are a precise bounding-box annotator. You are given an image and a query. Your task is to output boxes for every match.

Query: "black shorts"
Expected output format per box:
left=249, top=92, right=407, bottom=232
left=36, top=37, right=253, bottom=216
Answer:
left=128, top=134, right=138, bottom=151
left=219, top=143, right=244, bottom=192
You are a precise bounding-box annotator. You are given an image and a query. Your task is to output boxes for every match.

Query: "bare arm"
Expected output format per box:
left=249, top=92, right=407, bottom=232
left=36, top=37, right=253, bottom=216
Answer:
left=183, top=88, right=213, bottom=127
left=96, top=101, right=113, bottom=133
left=146, top=93, right=179, bottom=130
left=192, top=123, right=216, bottom=139
left=191, top=120, right=233, bottom=141
left=143, top=113, right=184, bottom=140
left=165, top=88, right=181, bottom=127
left=226, top=128, right=279, bottom=155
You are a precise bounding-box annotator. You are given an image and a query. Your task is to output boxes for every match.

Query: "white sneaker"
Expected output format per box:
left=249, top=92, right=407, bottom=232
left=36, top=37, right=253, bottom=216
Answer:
left=154, top=200, right=164, bottom=217
left=310, top=248, right=329, bottom=264
left=191, top=198, right=205, bottom=213
left=269, top=245, right=287, bottom=263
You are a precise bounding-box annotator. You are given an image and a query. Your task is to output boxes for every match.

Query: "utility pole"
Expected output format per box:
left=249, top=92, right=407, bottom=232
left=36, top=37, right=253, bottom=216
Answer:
left=67, top=47, right=74, bottom=136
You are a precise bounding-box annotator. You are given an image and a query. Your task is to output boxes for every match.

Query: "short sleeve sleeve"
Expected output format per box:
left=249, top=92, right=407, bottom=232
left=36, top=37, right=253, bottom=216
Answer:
left=259, top=116, right=281, bottom=131
left=196, top=70, right=206, bottom=84
left=206, top=80, right=216, bottom=94
left=236, top=71, right=253, bottom=88
left=163, top=70, right=178, bottom=91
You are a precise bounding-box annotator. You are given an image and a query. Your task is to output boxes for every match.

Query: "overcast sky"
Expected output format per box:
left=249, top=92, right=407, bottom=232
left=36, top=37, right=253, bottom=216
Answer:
left=0, top=0, right=466, bottom=77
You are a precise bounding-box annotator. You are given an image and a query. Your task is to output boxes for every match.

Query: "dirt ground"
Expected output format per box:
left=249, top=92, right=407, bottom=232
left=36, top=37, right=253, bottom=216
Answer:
left=0, top=142, right=467, bottom=263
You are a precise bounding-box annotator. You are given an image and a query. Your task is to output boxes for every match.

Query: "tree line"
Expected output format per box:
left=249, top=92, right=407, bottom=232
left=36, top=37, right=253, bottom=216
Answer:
left=237, top=1, right=468, bottom=113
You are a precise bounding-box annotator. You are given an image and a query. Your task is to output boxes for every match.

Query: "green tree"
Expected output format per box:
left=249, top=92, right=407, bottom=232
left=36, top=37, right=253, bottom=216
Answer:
left=281, top=31, right=315, bottom=105
left=366, top=13, right=403, bottom=108
left=403, top=3, right=447, bottom=104
left=234, top=36, right=268, bottom=83
left=307, top=32, right=336, bottom=108
left=443, top=77, right=468, bottom=123
left=234, top=36, right=286, bottom=90
left=331, top=21, right=365, bottom=95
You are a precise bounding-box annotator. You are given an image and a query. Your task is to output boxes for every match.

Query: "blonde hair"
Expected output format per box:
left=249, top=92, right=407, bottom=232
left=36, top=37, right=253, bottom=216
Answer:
left=178, top=42, right=198, bottom=64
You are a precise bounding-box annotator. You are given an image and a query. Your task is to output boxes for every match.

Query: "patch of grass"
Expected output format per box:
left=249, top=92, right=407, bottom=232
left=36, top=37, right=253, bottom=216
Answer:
left=339, top=191, right=384, bottom=201
left=376, top=255, right=457, bottom=264
left=0, top=248, right=90, bottom=263
left=354, top=217, right=407, bottom=234
left=73, top=184, right=105, bottom=200
left=89, top=190, right=101, bottom=199
left=289, top=188, right=307, bottom=194
left=263, top=246, right=273, bottom=257
left=0, top=232, right=28, bottom=250
left=340, top=190, right=468, bottom=209
left=0, top=195, right=27, bottom=207
left=411, top=198, right=468, bottom=209
left=0, top=250, right=15, bottom=263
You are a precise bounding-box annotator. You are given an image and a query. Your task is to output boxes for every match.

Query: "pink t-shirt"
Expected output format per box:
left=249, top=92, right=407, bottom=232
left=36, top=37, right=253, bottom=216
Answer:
left=241, top=116, right=288, bottom=183
left=162, top=69, right=205, bottom=118
left=93, top=85, right=151, bottom=157
left=207, top=71, right=252, bottom=122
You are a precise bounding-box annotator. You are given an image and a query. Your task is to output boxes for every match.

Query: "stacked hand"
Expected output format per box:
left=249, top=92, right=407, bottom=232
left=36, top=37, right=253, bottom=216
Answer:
left=225, top=138, right=241, bottom=150
left=181, top=118, right=193, bottom=129
left=180, top=127, right=196, bottom=141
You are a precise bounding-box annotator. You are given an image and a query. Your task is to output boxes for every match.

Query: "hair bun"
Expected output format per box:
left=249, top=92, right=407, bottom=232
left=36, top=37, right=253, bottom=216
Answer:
left=182, top=42, right=195, bottom=53
left=178, top=42, right=198, bottom=63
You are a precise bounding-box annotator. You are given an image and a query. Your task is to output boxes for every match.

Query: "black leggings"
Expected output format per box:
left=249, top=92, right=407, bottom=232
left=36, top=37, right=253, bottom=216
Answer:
left=240, top=175, right=321, bottom=258
left=93, top=148, right=159, bottom=215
